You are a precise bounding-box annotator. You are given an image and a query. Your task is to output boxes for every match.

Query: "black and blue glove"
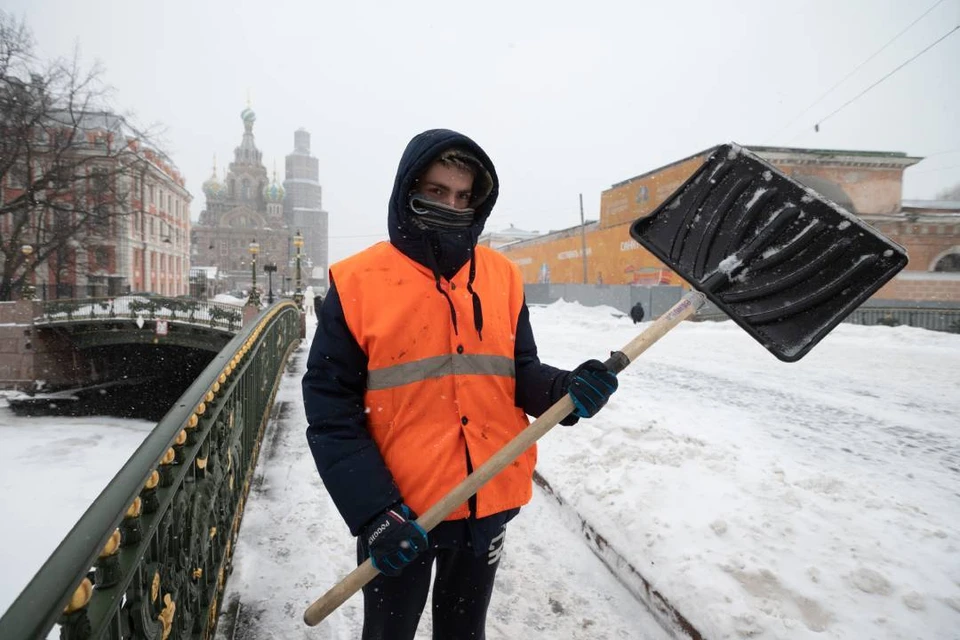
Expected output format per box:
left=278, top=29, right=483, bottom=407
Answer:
left=567, top=359, right=619, bottom=419
left=360, top=503, right=428, bottom=576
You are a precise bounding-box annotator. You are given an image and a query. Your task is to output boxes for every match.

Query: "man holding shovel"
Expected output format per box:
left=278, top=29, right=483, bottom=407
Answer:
left=303, top=128, right=619, bottom=639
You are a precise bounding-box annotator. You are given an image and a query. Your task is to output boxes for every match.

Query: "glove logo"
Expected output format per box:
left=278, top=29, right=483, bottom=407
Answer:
left=366, top=521, right=391, bottom=546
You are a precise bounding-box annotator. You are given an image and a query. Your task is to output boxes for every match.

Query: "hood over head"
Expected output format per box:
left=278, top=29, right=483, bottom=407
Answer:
left=388, top=129, right=499, bottom=278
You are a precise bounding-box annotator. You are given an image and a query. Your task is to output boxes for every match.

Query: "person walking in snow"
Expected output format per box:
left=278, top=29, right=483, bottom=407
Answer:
left=303, top=285, right=315, bottom=316
left=302, top=129, right=619, bottom=639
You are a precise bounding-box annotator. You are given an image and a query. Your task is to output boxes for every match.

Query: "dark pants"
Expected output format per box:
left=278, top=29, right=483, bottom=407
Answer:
left=359, top=521, right=505, bottom=640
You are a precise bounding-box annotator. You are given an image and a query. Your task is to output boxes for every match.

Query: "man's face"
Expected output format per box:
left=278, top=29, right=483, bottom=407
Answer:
left=416, top=161, right=474, bottom=210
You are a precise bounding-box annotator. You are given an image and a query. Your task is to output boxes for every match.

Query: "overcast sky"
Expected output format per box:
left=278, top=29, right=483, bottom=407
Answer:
left=6, top=0, right=959, bottom=262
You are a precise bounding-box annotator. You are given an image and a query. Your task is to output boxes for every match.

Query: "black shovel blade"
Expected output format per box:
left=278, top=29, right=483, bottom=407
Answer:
left=630, top=144, right=908, bottom=362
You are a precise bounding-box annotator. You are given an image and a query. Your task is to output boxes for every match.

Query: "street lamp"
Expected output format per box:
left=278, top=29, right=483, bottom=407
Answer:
left=247, top=239, right=260, bottom=306
left=263, top=263, right=277, bottom=304
left=293, top=230, right=304, bottom=309
left=20, top=245, right=36, bottom=300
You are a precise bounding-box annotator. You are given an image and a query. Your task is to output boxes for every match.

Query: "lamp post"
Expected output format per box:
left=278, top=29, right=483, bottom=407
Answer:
left=247, top=239, right=260, bottom=306
left=20, top=245, right=36, bottom=300
left=264, top=263, right=277, bottom=304
left=293, top=230, right=304, bottom=309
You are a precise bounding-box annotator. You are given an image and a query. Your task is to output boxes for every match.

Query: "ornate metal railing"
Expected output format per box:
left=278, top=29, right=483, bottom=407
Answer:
left=0, top=300, right=303, bottom=640
left=37, top=296, right=246, bottom=332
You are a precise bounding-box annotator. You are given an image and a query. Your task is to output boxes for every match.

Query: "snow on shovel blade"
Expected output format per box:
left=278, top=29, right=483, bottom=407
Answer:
left=630, top=143, right=908, bottom=362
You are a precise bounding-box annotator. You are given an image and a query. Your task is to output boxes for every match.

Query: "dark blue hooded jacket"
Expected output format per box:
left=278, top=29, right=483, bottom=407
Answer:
left=302, top=129, right=574, bottom=551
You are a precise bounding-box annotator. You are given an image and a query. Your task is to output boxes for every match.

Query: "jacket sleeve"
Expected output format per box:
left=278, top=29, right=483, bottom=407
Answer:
left=302, top=278, right=402, bottom=535
left=513, top=298, right=579, bottom=425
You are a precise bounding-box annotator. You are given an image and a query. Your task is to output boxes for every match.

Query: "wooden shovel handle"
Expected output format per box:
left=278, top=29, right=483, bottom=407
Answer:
left=303, top=290, right=706, bottom=627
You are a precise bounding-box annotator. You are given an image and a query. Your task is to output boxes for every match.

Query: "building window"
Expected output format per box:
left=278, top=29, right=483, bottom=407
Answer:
left=934, top=253, right=960, bottom=272
left=9, top=161, right=28, bottom=189
left=94, top=246, right=110, bottom=269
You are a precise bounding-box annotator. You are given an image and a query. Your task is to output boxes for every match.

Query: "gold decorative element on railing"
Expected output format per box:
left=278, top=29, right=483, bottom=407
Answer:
left=212, top=380, right=221, bottom=394
left=192, top=568, right=203, bottom=580
left=151, top=571, right=160, bottom=602
left=209, top=526, right=217, bottom=539
left=196, top=456, right=208, bottom=470
left=204, top=390, right=214, bottom=403
left=161, top=448, right=175, bottom=465
left=125, top=497, right=142, bottom=518
left=99, top=530, right=121, bottom=558
left=158, top=593, right=176, bottom=640
left=187, top=413, right=199, bottom=429
left=174, top=429, right=186, bottom=446
left=145, top=470, right=160, bottom=490
left=196, top=402, right=207, bottom=416
left=63, top=577, right=93, bottom=614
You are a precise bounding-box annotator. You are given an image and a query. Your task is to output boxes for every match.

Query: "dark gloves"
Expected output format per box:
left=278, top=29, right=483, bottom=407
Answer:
left=567, top=359, right=618, bottom=419
left=360, top=503, right=428, bottom=576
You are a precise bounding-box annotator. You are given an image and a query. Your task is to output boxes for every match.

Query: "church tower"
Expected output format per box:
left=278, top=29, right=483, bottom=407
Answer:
left=264, top=169, right=285, bottom=223
left=283, top=128, right=329, bottom=292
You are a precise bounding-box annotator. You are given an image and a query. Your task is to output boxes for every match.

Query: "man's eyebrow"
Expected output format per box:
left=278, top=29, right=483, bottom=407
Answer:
left=423, top=181, right=449, bottom=191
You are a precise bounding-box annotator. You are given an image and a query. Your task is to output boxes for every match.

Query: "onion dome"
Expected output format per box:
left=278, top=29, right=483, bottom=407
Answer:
left=264, top=171, right=285, bottom=203
left=202, top=159, right=225, bottom=199
left=241, top=106, right=256, bottom=125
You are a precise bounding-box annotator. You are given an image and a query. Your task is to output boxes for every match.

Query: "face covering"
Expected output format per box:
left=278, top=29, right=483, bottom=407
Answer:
left=408, top=194, right=475, bottom=230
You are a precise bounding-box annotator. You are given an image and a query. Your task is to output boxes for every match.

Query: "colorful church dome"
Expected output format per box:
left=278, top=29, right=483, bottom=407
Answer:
left=264, top=172, right=285, bottom=203
left=202, top=159, right=225, bottom=199
left=241, top=106, right=256, bottom=124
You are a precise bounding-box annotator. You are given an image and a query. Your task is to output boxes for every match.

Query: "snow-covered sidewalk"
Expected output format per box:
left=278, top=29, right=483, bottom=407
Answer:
left=214, top=341, right=671, bottom=639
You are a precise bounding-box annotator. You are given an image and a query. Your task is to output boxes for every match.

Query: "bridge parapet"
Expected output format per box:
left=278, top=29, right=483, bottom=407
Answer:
left=38, top=296, right=246, bottom=332
left=0, top=301, right=303, bottom=640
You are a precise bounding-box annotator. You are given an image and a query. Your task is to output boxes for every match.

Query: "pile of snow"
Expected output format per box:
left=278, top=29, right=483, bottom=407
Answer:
left=212, top=294, right=246, bottom=305
left=531, top=301, right=960, bottom=639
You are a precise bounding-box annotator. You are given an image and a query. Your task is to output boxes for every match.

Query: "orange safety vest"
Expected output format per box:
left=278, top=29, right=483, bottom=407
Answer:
left=331, top=241, right=535, bottom=521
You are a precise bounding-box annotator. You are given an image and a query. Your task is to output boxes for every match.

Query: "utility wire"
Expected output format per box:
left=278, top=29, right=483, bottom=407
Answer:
left=766, top=0, right=947, bottom=142
left=815, top=24, right=959, bottom=130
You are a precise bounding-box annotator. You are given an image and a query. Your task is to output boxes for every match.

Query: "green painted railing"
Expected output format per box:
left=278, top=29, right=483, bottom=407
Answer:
left=0, top=300, right=303, bottom=640
left=37, top=296, right=246, bottom=332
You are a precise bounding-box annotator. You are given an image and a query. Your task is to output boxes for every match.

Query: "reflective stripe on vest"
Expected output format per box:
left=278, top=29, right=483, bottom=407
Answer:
left=367, top=354, right=516, bottom=390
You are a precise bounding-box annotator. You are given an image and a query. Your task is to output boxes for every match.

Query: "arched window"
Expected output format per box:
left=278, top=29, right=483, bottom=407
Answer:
left=933, top=252, right=960, bottom=272
left=241, top=179, right=250, bottom=200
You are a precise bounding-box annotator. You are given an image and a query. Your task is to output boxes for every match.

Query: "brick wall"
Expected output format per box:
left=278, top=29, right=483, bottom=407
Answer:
left=0, top=301, right=37, bottom=389
left=874, top=275, right=960, bottom=302
left=0, top=301, right=86, bottom=390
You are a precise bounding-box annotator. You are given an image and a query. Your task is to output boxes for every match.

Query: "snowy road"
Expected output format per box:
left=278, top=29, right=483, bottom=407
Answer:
left=531, top=303, right=960, bottom=639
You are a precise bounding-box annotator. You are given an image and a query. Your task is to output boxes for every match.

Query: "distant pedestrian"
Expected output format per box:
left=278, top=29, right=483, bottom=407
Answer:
left=313, top=294, right=323, bottom=319
left=304, top=285, right=315, bottom=315
left=630, top=302, right=645, bottom=324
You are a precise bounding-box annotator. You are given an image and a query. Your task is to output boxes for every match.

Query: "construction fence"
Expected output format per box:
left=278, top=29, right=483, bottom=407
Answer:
left=524, top=284, right=960, bottom=334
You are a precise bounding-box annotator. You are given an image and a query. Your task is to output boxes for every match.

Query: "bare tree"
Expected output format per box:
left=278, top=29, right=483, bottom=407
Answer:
left=935, top=182, right=960, bottom=201
left=0, top=12, right=158, bottom=300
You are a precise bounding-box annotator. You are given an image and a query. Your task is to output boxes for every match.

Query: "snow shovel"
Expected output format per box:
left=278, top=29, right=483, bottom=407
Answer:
left=302, top=143, right=907, bottom=627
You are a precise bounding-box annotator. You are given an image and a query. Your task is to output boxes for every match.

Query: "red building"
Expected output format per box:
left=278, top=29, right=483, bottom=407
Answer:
left=2, top=112, right=191, bottom=299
